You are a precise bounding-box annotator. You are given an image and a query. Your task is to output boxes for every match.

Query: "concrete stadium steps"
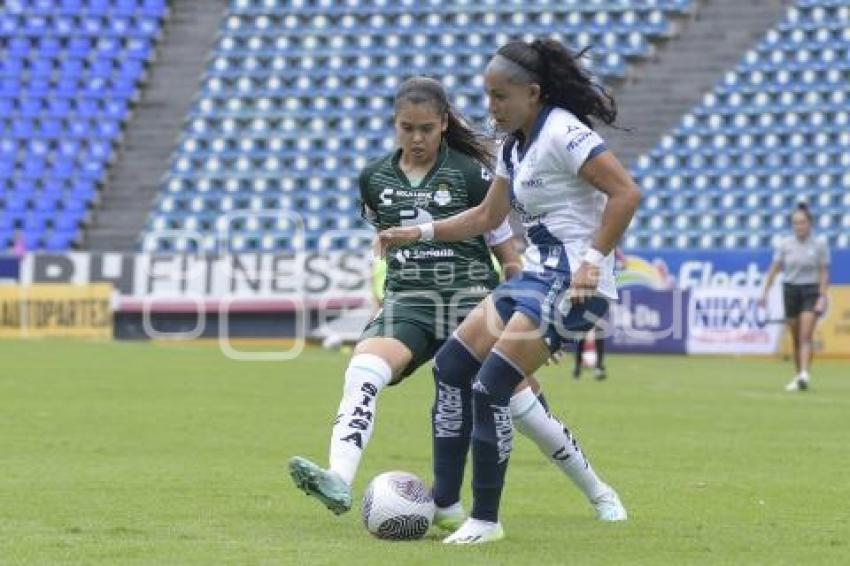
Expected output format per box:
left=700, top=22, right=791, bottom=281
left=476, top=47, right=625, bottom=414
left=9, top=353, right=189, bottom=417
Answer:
left=83, top=0, right=228, bottom=251
left=600, top=0, right=794, bottom=167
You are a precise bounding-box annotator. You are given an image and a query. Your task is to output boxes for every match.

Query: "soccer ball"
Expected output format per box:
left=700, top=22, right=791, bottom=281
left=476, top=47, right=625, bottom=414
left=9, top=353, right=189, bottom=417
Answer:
left=361, top=471, right=435, bottom=540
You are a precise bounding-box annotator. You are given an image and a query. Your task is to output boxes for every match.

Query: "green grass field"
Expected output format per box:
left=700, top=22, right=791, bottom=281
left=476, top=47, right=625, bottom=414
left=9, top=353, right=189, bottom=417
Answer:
left=1, top=339, right=848, bottom=565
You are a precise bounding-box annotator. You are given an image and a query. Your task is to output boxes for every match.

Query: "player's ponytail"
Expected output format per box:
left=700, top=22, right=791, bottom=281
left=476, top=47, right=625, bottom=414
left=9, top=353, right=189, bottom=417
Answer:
left=495, top=39, right=617, bottom=129
left=394, top=77, right=494, bottom=170
left=443, top=108, right=494, bottom=171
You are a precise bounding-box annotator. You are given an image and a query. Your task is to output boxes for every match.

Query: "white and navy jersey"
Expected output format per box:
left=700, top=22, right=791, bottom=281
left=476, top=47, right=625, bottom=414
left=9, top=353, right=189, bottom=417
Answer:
left=495, top=106, right=617, bottom=299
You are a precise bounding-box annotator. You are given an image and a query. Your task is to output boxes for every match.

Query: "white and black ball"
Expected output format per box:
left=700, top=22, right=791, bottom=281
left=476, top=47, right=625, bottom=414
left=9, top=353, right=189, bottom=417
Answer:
left=361, top=471, right=435, bottom=540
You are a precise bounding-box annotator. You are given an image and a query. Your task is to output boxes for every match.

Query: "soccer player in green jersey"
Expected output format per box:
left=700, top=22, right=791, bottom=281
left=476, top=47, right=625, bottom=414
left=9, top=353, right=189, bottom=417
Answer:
left=289, top=77, right=522, bottom=519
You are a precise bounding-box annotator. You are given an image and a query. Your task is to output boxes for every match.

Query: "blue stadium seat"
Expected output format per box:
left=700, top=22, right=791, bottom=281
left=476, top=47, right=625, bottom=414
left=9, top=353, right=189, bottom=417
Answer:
left=629, top=0, right=850, bottom=249
left=44, top=230, right=77, bottom=251
left=0, top=1, right=166, bottom=250
left=141, top=0, right=693, bottom=252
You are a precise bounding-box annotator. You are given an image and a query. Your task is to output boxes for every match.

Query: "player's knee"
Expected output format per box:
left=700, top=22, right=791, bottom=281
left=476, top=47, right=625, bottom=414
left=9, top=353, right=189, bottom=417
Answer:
left=344, top=353, right=392, bottom=396
left=476, top=349, right=526, bottom=400
left=455, top=299, right=501, bottom=357
left=433, top=334, right=480, bottom=387
left=354, top=338, right=411, bottom=379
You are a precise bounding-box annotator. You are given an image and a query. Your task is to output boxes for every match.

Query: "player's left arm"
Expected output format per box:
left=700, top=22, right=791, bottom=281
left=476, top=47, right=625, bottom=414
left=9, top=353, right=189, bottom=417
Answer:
left=816, top=265, right=829, bottom=314
left=816, top=243, right=830, bottom=313
left=580, top=152, right=642, bottom=256
left=570, top=152, right=641, bottom=302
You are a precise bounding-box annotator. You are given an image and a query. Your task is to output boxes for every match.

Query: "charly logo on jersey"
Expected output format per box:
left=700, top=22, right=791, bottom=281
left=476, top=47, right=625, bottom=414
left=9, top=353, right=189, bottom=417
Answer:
left=433, top=183, right=452, bottom=206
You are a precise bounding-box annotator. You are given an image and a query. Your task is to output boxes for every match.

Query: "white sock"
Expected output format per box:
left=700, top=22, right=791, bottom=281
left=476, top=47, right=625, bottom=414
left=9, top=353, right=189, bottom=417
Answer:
left=436, top=501, right=464, bottom=513
left=799, top=370, right=810, bottom=381
left=510, top=387, right=608, bottom=501
left=328, top=354, right=392, bottom=485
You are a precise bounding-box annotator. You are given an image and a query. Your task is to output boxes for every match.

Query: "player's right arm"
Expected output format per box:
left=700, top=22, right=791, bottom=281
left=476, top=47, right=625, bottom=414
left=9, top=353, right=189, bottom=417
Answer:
left=760, top=242, right=784, bottom=304
left=379, top=176, right=511, bottom=250
left=358, top=164, right=382, bottom=230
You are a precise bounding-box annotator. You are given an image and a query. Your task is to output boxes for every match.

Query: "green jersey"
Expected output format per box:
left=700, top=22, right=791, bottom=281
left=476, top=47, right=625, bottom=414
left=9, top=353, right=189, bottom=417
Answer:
left=360, top=143, right=500, bottom=302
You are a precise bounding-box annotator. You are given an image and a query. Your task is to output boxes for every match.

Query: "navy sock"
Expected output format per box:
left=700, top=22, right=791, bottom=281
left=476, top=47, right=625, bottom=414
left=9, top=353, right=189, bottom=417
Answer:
left=575, top=338, right=585, bottom=368
left=471, top=350, right=525, bottom=522
left=431, top=336, right=479, bottom=508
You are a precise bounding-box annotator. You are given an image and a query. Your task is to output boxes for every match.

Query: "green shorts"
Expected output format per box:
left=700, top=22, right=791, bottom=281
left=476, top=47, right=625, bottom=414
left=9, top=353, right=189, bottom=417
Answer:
left=359, top=294, right=484, bottom=379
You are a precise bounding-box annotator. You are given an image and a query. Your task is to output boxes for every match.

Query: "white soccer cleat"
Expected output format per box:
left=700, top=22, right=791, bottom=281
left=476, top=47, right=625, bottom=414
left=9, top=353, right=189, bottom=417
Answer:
left=433, top=501, right=466, bottom=532
left=785, top=372, right=812, bottom=392
left=592, top=486, right=627, bottom=521
left=442, top=518, right=504, bottom=544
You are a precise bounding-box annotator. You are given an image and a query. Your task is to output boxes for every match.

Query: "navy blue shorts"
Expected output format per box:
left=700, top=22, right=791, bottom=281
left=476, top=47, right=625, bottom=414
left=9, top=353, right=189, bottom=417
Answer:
left=492, top=269, right=609, bottom=353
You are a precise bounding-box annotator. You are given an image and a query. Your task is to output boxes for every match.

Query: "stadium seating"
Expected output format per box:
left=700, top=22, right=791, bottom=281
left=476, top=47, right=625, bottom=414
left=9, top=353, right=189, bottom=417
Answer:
left=627, top=0, right=850, bottom=250
left=0, top=0, right=167, bottom=251
left=144, top=0, right=695, bottom=253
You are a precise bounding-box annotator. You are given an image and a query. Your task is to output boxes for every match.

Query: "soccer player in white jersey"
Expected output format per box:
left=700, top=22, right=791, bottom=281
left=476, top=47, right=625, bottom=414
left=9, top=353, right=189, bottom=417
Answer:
left=380, top=39, right=641, bottom=544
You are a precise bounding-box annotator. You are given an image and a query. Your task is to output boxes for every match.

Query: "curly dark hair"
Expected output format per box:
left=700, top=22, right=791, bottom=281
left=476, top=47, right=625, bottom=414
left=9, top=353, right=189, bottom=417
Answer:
left=495, top=39, right=617, bottom=130
left=394, top=77, right=494, bottom=169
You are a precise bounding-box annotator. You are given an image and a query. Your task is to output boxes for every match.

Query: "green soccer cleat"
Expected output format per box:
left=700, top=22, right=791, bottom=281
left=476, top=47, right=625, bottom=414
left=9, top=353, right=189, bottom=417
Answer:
left=288, top=456, right=352, bottom=515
